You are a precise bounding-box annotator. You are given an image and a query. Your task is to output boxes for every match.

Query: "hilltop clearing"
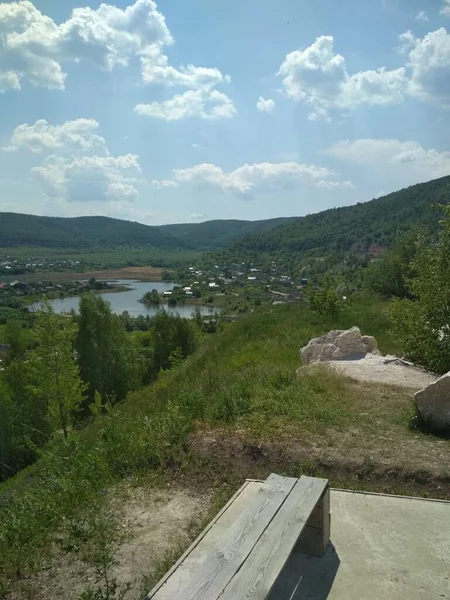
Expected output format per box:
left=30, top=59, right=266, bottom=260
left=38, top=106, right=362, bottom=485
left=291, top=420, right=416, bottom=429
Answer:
left=1, top=298, right=449, bottom=599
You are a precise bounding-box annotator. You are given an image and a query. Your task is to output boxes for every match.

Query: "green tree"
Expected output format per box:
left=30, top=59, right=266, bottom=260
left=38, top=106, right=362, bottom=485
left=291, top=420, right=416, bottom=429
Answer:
left=142, top=289, right=160, bottom=305
left=391, top=206, right=450, bottom=373
left=146, top=312, right=198, bottom=379
left=0, top=376, right=15, bottom=480
left=30, top=303, right=85, bottom=439
left=365, top=231, right=418, bottom=299
left=306, top=276, right=343, bottom=317
left=2, top=359, right=51, bottom=477
left=4, top=320, right=27, bottom=366
left=76, top=295, right=138, bottom=404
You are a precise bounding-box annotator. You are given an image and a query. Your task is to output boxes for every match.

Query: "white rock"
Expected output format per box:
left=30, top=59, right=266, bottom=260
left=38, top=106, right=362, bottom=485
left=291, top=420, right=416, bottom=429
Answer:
left=300, top=326, right=378, bottom=364
left=362, top=335, right=378, bottom=354
left=415, top=372, right=450, bottom=432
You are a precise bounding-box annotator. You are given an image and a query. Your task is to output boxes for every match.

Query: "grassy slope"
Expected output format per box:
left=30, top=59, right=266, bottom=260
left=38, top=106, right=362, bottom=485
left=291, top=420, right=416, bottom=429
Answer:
left=1, top=298, right=450, bottom=595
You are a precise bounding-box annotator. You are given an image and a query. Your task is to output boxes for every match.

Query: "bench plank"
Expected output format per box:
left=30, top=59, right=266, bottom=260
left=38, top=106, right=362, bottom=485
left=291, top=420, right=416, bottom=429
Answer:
left=220, top=476, right=328, bottom=600
left=173, top=473, right=296, bottom=600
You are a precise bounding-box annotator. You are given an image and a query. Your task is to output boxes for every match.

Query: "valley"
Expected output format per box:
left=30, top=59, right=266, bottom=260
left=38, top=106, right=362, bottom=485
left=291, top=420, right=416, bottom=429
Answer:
left=1, top=175, right=450, bottom=599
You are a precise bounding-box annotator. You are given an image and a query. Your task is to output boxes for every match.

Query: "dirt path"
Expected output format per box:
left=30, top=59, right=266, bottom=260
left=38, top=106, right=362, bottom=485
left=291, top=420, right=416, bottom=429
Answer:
left=23, top=486, right=213, bottom=600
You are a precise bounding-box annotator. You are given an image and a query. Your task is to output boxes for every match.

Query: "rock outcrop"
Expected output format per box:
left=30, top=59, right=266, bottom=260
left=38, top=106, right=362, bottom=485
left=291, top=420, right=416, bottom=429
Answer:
left=300, top=326, right=380, bottom=364
left=415, top=372, right=450, bottom=432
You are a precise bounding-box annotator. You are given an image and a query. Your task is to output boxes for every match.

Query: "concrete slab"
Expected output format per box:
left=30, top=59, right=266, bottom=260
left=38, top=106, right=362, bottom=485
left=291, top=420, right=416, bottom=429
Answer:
left=150, top=484, right=450, bottom=600
left=273, top=490, right=450, bottom=599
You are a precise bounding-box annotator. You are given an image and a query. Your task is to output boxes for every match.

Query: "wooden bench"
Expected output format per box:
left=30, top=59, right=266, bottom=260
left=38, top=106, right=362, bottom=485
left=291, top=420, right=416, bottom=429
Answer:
left=148, top=474, right=330, bottom=600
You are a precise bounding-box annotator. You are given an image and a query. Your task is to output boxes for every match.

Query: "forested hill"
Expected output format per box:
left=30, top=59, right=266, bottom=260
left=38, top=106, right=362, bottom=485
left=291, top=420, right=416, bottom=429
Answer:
left=0, top=213, right=296, bottom=250
left=159, top=217, right=292, bottom=248
left=1, top=176, right=449, bottom=253
left=221, top=175, right=450, bottom=259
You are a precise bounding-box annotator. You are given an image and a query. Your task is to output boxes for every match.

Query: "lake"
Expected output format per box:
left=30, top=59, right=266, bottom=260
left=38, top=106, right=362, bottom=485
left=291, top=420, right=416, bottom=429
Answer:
left=29, top=280, right=220, bottom=319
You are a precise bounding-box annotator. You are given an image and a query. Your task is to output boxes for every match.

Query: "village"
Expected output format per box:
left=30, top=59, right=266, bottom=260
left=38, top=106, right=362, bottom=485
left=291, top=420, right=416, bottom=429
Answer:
left=153, top=260, right=310, bottom=315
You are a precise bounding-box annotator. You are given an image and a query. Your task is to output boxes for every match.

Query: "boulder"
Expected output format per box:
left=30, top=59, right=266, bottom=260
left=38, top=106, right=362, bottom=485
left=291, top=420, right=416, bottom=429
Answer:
left=415, top=372, right=450, bottom=432
left=300, top=326, right=380, bottom=365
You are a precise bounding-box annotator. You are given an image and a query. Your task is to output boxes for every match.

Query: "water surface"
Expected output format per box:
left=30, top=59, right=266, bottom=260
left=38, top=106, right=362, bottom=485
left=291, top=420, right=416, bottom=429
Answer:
left=29, top=280, right=220, bottom=319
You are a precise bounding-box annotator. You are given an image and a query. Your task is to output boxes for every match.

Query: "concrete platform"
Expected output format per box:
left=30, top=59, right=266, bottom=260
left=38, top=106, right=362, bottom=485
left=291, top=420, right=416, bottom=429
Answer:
left=149, top=482, right=450, bottom=600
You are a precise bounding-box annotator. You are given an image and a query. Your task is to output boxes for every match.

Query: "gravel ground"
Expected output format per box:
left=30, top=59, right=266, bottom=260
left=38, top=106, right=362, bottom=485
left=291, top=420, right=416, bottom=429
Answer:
left=325, top=353, right=437, bottom=390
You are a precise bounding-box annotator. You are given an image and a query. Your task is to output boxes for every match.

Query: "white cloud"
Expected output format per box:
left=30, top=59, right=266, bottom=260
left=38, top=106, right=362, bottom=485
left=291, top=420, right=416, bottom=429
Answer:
left=441, top=1, right=450, bottom=16
left=151, top=179, right=178, bottom=188
left=402, top=28, right=450, bottom=107
left=191, top=143, right=205, bottom=150
left=256, top=96, right=276, bottom=113
left=3, top=119, right=107, bottom=154
left=170, top=161, right=342, bottom=198
left=327, top=138, right=450, bottom=183
left=135, top=88, right=236, bottom=120
left=415, top=10, right=429, bottom=21
left=278, top=35, right=407, bottom=118
left=0, top=1, right=235, bottom=119
left=316, top=180, right=355, bottom=190
left=0, top=71, right=21, bottom=92
left=141, top=60, right=228, bottom=88
left=32, top=154, right=141, bottom=203
left=279, top=30, right=450, bottom=116
left=0, top=0, right=171, bottom=91
left=189, top=212, right=207, bottom=222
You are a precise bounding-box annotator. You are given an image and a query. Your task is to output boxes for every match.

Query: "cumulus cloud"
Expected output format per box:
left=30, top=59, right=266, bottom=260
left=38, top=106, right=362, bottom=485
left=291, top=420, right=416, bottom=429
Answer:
left=166, top=161, right=347, bottom=198
left=135, top=88, right=235, bottom=120
left=402, top=28, right=450, bottom=107
left=441, top=1, right=450, bottom=16
left=32, top=154, right=141, bottom=203
left=327, top=138, right=450, bottom=183
left=256, top=96, right=275, bottom=113
left=415, top=10, right=429, bottom=21
left=0, top=0, right=171, bottom=91
left=316, top=180, right=355, bottom=190
left=0, top=0, right=235, bottom=118
left=151, top=179, right=178, bottom=188
left=279, top=29, right=450, bottom=116
left=141, top=60, right=228, bottom=88
left=3, top=119, right=108, bottom=154
left=278, top=35, right=408, bottom=119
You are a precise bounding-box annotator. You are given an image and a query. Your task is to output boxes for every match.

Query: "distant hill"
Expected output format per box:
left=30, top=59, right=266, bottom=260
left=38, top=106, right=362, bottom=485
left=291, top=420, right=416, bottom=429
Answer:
left=0, top=213, right=296, bottom=251
left=2, top=176, right=449, bottom=257
left=159, top=217, right=292, bottom=249
left=218, top=176, right=450, bottom=263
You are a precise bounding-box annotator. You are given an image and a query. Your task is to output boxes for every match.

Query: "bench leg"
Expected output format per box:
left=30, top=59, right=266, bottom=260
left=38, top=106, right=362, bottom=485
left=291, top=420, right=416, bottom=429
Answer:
left=295, top=487, right=330, bottom=557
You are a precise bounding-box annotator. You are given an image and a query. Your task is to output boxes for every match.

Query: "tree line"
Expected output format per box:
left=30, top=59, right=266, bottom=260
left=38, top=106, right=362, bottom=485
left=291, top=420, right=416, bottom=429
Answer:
left=0, top=295, right=207, bottom=481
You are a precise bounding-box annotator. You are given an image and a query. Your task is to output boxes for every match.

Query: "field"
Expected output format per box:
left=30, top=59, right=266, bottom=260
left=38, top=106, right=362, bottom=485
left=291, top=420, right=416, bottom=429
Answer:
left=20, top=265, right=167, bottom=283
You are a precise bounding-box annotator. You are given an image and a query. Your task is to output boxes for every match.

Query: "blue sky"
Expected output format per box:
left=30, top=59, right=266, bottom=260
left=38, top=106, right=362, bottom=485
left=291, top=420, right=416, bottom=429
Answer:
left=0, top=0, right=449, bottom=225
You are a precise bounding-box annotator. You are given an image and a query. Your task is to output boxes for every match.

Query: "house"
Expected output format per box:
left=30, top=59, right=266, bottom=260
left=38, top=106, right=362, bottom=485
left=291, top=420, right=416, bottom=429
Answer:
left=163, top=290, right=172, bottom=296
left=209, top=283, right=220, bottom=290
